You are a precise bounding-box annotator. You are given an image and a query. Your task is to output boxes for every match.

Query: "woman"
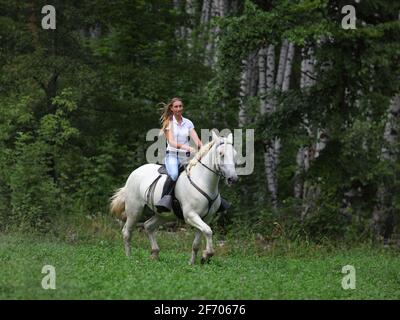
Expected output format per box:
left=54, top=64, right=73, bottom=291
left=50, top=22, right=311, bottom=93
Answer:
left=155, top=97, right=231, bottom=214
left=155, top=97, right=203, bottom=212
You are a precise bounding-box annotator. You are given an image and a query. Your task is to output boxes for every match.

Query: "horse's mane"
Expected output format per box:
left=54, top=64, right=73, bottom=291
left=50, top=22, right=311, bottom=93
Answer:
left=187, top=140, right=216, bottom=175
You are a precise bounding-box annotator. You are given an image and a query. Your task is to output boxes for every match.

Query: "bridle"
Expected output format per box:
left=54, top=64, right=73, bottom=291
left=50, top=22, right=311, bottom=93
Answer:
left=196, top=141, right=233, bottom=179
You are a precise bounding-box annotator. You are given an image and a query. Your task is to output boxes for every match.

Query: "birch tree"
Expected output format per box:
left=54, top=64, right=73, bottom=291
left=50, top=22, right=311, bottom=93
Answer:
left=282, top=42, right=295, bottom=92
left=260, top=39, right=295, bottom=208
left=294, top=44, right=316, bottom=200
left=238, top=50, right=258, bottom=127
left=201, top=0, right=212, bottom=25
left=201, top=0, right=228, bottom=67
left=239, top=57, right=249, bottom=127
left=185, top=0, right=195, bottom=48
left=258, top=46, right=267, bottom=115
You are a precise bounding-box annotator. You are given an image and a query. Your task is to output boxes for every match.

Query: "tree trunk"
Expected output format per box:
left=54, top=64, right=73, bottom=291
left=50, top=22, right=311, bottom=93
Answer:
left=238, top=57, right=249, bottom=127
left=248, top=52, right=258, bottom=97
left=294, top=43, right=332, bottom=221
left=258, top=47, right=267, bottom=115
left=301, top=46, right=316, bottom=88
left=294, top=147, right=306, bottom=199
left=295, top=46, right=313, bottom=200
left=266, top=44, right=275, bottom=113
left=264, top=143, right=278, bottom=207
left=217, top=0, right=226, bottom=18
left=185, top=0, right=195, bottom=47
left=282, top=42, right=295, bottom=92
left=263, top=43, right=278, bottom=207
left=264, top=40, right=294, bottom=208
left=201, top=0, right=211, bottom=24
left=300, top=129, right=329, bottom=219
left=275, top=39, right=289, bottom=90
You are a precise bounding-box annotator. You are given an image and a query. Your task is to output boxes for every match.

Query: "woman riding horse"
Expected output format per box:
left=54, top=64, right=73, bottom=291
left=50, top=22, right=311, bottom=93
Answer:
left=156, top=97, right=230, bottom=213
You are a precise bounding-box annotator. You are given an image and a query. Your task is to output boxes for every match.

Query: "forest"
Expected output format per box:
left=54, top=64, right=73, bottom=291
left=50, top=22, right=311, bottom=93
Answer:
left=1, top=0, right=400, bottom=245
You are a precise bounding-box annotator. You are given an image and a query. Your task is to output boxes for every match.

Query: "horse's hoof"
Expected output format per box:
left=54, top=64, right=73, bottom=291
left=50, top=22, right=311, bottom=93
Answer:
left=201, top=256, right=211, bottom=264
left=150, top=250, right=160, bottom=260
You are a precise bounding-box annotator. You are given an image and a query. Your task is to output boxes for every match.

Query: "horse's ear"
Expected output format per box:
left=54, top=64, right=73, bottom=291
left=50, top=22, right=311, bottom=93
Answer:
left=212, top=130, right=220, bottom=141
left=227, top=133, right=233, bottom=144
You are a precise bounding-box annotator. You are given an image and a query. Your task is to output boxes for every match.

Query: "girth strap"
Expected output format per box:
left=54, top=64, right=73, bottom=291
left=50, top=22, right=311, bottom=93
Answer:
left=187, top=174, right=219, bottom=215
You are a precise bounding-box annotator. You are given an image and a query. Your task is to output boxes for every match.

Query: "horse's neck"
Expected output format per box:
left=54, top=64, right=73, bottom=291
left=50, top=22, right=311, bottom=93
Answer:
left=190, top=150, right=220, bottom=194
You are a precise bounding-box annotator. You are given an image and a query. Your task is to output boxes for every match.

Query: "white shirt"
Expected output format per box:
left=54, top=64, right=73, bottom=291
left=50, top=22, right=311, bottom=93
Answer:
left=166, top=115, right=194, bottom=153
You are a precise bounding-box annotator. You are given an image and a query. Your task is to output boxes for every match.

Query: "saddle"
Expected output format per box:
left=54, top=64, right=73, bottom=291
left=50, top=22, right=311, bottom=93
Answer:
left=157, top=163, right=186, bottom=175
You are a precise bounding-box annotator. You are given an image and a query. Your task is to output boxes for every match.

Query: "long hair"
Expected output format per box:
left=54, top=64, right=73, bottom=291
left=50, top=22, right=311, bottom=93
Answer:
left=159, top=97, right=183, bottom=135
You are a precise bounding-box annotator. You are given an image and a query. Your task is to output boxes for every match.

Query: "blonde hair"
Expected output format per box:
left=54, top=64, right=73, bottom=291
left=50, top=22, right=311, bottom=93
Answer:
left=159, top=97, right=183, bottom=135
left=186, top=140, right=216, bottom=175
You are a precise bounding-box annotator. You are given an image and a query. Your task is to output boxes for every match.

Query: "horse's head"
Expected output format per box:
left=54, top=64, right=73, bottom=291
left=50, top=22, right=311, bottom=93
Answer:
left=212, top=131, right=239, bottom=186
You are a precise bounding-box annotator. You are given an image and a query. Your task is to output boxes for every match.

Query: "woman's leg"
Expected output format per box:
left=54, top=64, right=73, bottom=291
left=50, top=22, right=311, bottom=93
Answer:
left=165, top=152, right=179, bottom=181
left=156, top=152, right=180, bottom=212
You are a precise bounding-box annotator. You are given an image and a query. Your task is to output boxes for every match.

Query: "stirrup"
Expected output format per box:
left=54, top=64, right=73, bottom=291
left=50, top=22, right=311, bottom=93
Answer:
left=217, top=197, right=231, bottom=213
left=156, top=195, right=173, bottom=213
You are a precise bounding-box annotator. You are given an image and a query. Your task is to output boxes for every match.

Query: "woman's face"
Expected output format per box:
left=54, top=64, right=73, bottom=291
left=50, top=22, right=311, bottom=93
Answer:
left=171, top=100, right=183, bottom=118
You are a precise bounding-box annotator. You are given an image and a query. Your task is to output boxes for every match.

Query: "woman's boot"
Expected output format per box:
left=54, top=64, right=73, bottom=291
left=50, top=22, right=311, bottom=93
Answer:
left=155, top=176, right=176, bottom=212
left=217, top=197, right=231, bottom=213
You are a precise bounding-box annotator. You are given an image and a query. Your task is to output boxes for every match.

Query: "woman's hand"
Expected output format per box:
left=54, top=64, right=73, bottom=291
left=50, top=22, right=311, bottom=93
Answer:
left=179, top=144, right=195, bottom=154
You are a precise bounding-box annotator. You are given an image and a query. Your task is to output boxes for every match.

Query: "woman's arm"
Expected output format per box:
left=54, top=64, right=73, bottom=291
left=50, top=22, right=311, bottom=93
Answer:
left=165, top=128, right=194, bottom=152
left=190, top=128, right=203, bottom=150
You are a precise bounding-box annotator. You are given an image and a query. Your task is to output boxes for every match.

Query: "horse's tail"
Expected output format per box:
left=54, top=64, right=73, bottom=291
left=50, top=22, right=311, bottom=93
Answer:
left=110, top=187, right=127, bottom=221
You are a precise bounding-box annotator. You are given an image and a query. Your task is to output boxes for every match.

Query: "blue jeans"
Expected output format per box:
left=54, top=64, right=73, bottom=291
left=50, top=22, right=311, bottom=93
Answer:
left=165, top=152, right=180, bottom=181
left=165, top=151, right=191, bottom=181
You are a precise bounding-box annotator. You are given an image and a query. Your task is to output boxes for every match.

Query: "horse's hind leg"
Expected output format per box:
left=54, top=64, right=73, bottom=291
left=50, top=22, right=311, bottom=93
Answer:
left=122, top=203, right=143, bottom=257
left=144, top=215, right=167, bottom=260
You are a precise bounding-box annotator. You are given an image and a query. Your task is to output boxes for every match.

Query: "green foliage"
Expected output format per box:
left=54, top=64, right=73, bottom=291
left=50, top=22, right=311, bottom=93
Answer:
left=9, top=133, right=59, bottom=230
left=0, top=0, right=399, bottom=241
left=214, top=0, right=400, bottom=239
left=2, top=232, right=400, bottom=299
left=0, top=0, right=212, bottom=231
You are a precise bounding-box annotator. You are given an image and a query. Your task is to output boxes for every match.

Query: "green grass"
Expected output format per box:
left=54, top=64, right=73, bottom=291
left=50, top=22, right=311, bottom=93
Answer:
left=1, top=230, right=400, bottom=299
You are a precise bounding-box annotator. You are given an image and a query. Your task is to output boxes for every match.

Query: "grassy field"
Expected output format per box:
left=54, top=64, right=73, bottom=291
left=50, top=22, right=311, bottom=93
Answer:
left=1, top=228, right=400, bottom=300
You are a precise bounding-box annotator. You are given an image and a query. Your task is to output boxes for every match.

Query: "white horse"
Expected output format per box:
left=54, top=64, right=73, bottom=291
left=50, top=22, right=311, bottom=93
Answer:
left=110, top=131, right=238, bottom=264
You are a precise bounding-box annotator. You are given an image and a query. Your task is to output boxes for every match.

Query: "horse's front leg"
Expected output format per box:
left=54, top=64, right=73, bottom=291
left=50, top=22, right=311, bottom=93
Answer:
left=186, top=213, right=214, bottom=264
left=190, top=230, right=202, bottom=265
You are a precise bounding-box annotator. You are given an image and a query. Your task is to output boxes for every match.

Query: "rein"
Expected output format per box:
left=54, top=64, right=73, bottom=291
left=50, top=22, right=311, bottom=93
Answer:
left=198, top=159, right=221, bottom=177
left=197, top=141, right=233, bottom=178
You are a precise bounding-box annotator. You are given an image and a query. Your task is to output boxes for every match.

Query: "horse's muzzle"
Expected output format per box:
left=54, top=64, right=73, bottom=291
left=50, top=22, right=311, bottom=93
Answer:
left=227, top=175, right=239, bottom=185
